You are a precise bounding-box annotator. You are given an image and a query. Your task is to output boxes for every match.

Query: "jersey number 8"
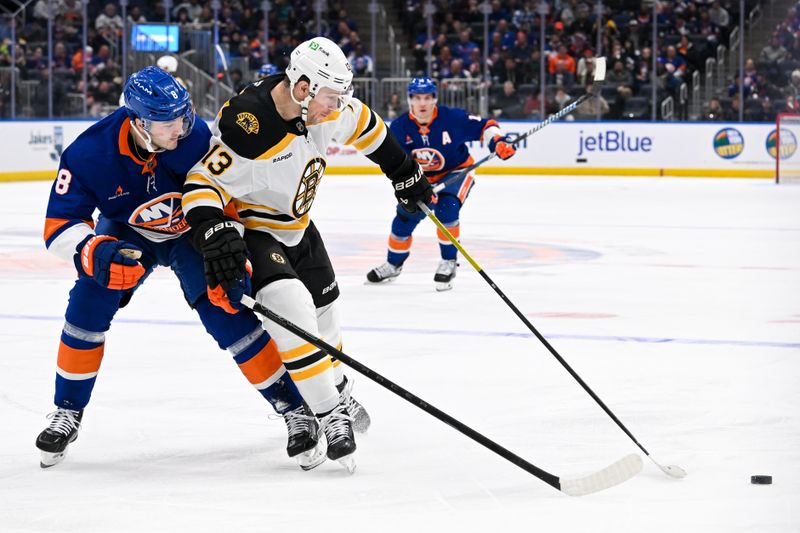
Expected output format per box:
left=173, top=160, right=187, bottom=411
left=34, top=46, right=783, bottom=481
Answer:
left=201, top=144, right=233, bottom=176
left=54, top=168, right=72, bottom=195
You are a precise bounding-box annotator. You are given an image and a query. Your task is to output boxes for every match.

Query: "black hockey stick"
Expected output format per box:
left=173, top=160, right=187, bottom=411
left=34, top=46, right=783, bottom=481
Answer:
left=417, top=204, right=687, bottom=480
left=240, top=295, right=642, bottom=495
left=432, top=57, right=608, bottom=194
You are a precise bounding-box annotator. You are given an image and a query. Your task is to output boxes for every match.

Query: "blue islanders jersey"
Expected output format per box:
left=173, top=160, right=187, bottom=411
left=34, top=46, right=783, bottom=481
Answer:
left=44, top=107, right=211, bottom=262
left=389, top=105, right=501, bottom=183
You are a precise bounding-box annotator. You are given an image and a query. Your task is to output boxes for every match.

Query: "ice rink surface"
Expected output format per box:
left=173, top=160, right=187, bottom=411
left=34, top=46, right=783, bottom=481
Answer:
left=1, top=175, right=798, bottom=532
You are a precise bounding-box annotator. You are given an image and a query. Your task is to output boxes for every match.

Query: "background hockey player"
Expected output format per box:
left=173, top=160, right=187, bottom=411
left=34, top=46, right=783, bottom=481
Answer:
left=366, top=77, right=517, bottom=291
left=38, top=66, right=323, bottom=470
left=182, top=37, right=432, bottom=472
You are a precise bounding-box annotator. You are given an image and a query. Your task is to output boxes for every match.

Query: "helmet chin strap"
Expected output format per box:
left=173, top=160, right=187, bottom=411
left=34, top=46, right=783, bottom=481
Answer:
left=130, top=119, right=166, bottom=153
left=288, top=80, right=313, bottom=124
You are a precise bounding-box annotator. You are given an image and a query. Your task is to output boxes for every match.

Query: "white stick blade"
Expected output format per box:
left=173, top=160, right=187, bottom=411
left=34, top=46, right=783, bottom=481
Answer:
left=559, top=454, right=643, bottom=496
left=593, top=57, right=607, bottom=82
left=660, top=463, right=687, bottom=478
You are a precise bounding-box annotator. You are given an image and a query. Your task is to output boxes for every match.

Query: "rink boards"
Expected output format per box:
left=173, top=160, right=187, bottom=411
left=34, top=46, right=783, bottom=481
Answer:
left=0, top=119, right=793, bottom=181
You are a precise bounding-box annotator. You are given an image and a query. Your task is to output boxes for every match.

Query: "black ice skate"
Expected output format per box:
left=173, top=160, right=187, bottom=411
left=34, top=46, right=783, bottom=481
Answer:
left=366, top=262, right=402, bottom=283
left=434, top=259, right=458, bottom=291
left=337, top=375, right=371, bottom=433
left=319, top=404, right=356, bottom=473
left=282, top=404, right=327, bottom=470
left=36, top=408, right=83, bottom=468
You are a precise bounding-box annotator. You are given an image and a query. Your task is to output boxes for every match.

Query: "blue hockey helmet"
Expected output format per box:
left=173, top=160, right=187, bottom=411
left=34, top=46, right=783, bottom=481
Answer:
left=123, top=66, right=194, bottom=140
left=258, top=63, right=280, bottom=78
left=408, top=77, right=437, bottom=98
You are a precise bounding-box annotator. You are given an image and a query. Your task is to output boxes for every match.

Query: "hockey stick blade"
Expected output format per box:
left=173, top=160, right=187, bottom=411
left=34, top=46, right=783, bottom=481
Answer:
left=558, top=454, right=643, bottom=496
left=239, top=295, right=642, bottom=495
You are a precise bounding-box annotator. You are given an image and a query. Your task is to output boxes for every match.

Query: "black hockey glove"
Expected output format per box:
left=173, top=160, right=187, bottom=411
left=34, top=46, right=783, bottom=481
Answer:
left=191, top=219, right=248, bottom=293
left=388, top=159, right=433, bottom=213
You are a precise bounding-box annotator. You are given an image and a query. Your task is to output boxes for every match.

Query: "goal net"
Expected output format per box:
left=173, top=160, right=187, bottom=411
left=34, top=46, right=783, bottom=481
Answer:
left=774, top=113, right=800, bottom=184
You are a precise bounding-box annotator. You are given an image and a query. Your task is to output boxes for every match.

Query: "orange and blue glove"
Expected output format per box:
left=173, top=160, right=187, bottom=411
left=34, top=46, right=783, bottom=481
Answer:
left=489, top=134, right=517, bottom=160
left=207, top=259, right=252, bottom=314
left=74, top=235, right=145, bottom=290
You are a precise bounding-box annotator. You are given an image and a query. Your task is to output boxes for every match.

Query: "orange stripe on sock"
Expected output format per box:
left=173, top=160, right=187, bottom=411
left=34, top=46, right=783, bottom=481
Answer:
left=288, top=357, right=333, bottom=381
left=238, top=339, right=284, bottom=384
left=436, top=223, right=460, bottom=241
left=388, top=235, right=412, bottom=251
left=57, top=341, right=104, bottom=374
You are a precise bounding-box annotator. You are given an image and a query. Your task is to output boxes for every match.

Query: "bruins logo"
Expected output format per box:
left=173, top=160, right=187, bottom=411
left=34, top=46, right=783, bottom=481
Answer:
left=236, top=112, right=259, bottom=134
left=292, top=157, right=326, bottom=218
left=270, top=252, right=286, bottom=264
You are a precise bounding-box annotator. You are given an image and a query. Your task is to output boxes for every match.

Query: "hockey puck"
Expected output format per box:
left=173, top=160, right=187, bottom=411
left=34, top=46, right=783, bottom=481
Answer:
left=750, top=475, right=772, bottom=485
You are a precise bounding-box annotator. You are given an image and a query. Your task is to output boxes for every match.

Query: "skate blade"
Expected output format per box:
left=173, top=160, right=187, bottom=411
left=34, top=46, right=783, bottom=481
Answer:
left=336, top=454, right=357, bottom=474
left=365, top=276, right=399, bottom=285
left=435, top=281, right=454, bottom=291
left=40, top=449, right=67, bottom=468
left=297, top=441, right=328, bottom=471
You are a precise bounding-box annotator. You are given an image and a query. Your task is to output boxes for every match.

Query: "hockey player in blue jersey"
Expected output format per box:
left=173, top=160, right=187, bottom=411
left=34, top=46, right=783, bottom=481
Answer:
left=36, top=66, right=324, bottom=470
left=366, top=77, right=517, bottom=290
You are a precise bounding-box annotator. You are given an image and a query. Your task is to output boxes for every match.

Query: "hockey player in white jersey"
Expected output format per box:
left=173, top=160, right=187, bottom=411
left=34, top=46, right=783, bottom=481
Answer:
left=182, top=37, right=432, bottom=471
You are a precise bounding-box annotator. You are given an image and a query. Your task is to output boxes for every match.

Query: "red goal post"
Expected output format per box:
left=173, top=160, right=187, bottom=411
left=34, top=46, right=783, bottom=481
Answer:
left=775, top=113, right=800, bottom=184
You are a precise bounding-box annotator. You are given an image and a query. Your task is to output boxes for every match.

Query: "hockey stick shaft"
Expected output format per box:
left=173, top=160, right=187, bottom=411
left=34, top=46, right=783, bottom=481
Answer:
left=239, top=295, right=561, bottom=491
left=418, top=204, right=655, bottom=460
left=432, top=58, right=607, bottom=194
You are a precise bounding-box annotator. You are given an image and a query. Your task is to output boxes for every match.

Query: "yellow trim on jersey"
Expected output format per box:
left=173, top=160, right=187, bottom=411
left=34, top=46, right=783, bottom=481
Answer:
left=183, top=188, right=225, bottom=208
left=185, top=172, right=232, bottom=204
left=215, top=100, right=231, bottom=121
left=353, top=118, right=386, bottom=151
left=241, top=213, right=310, bottom=231
left=233, top=199, right=281, bottom=213
left=256, top=134, right=297, bottom=161
left=288, top=357, right=333, bottom=382
left=344, top=106, right=371, bottom=146
left=319, top=110, right=342, bottom=123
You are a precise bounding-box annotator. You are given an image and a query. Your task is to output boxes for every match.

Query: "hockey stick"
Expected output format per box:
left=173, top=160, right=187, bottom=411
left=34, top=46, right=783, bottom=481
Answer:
left=432, top=57, right=608, bottom=194
left=240, top=295, right=642, bottom=495
left=417, top=204, right=687, bottom=480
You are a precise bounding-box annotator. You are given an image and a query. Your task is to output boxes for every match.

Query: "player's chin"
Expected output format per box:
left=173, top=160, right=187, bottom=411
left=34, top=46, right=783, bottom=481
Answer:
left=162, top=139, right=180, bottom=150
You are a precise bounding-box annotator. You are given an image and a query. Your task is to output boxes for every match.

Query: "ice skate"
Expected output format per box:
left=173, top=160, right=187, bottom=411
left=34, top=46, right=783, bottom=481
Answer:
left=366, top=262, right=402, bottom=284
left=281, top=404, right=327, bottom=471
left=36, top=408, right=83, bottom=468
left=320, top=404, right=357, bottom=474
left=434, top=259, right=458, bottom=291
left=337, top=375, right=371, bottom=433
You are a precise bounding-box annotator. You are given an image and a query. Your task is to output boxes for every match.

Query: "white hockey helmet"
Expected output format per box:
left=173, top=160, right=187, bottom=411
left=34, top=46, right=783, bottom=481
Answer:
left=286, top=37, right=354, bottom=121
left=156, top=55, right=178, bottom=74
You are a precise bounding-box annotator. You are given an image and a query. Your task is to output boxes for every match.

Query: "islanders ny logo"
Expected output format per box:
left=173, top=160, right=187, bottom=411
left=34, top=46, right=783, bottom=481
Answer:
left=129, top=193, right=189, bottom=235
left=712, top=128, right=745, bottom=159
left=765, top=128, right=798, bottom=160
left=412, top=147, right=445, bottom=172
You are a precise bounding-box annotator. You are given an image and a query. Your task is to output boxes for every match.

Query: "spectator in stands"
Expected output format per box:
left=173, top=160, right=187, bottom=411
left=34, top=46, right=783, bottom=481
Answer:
left=495, top=56, right=522, bottom=85
left=550, top=86, right=571, bottom=114
left=494, top=80, right=525, bottom=118
left=548, top=45, right=576, bottom=80
left=760, top=34, right=788, bottom=66
left=523, top=86, right=544, bottom=119
left=173, top=0, right=203, bottom=22
left=71, top=45, right=92, bottom=74
left=348, top=44, right=374, bottom=78
left=510, top=31, right=533, bottom=65
left=576, top=53, right=596, bottom=87
left=607, top=60, right=633, bottom=87
left=453, top=29, right=479, bottom=64
left=724, top=96, right=742, bottom=121
left=385, top=92, right=404, bottom=120
left=704, top=97, right=725, bottom=121
left=708, top=1, right=730, bottom=30
left=95, top=3, right=123, bottom=40
left=128, top=5, right=147, bottom=24
left=749, top=97, right=776, bottom=122
left=573, top=83, right=610, bottom=120
left=449, top=58, right=470, bottom=79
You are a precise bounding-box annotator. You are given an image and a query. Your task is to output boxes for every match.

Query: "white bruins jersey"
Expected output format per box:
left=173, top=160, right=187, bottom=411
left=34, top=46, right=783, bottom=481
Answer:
left=183, top=75, right=388, bottom=246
